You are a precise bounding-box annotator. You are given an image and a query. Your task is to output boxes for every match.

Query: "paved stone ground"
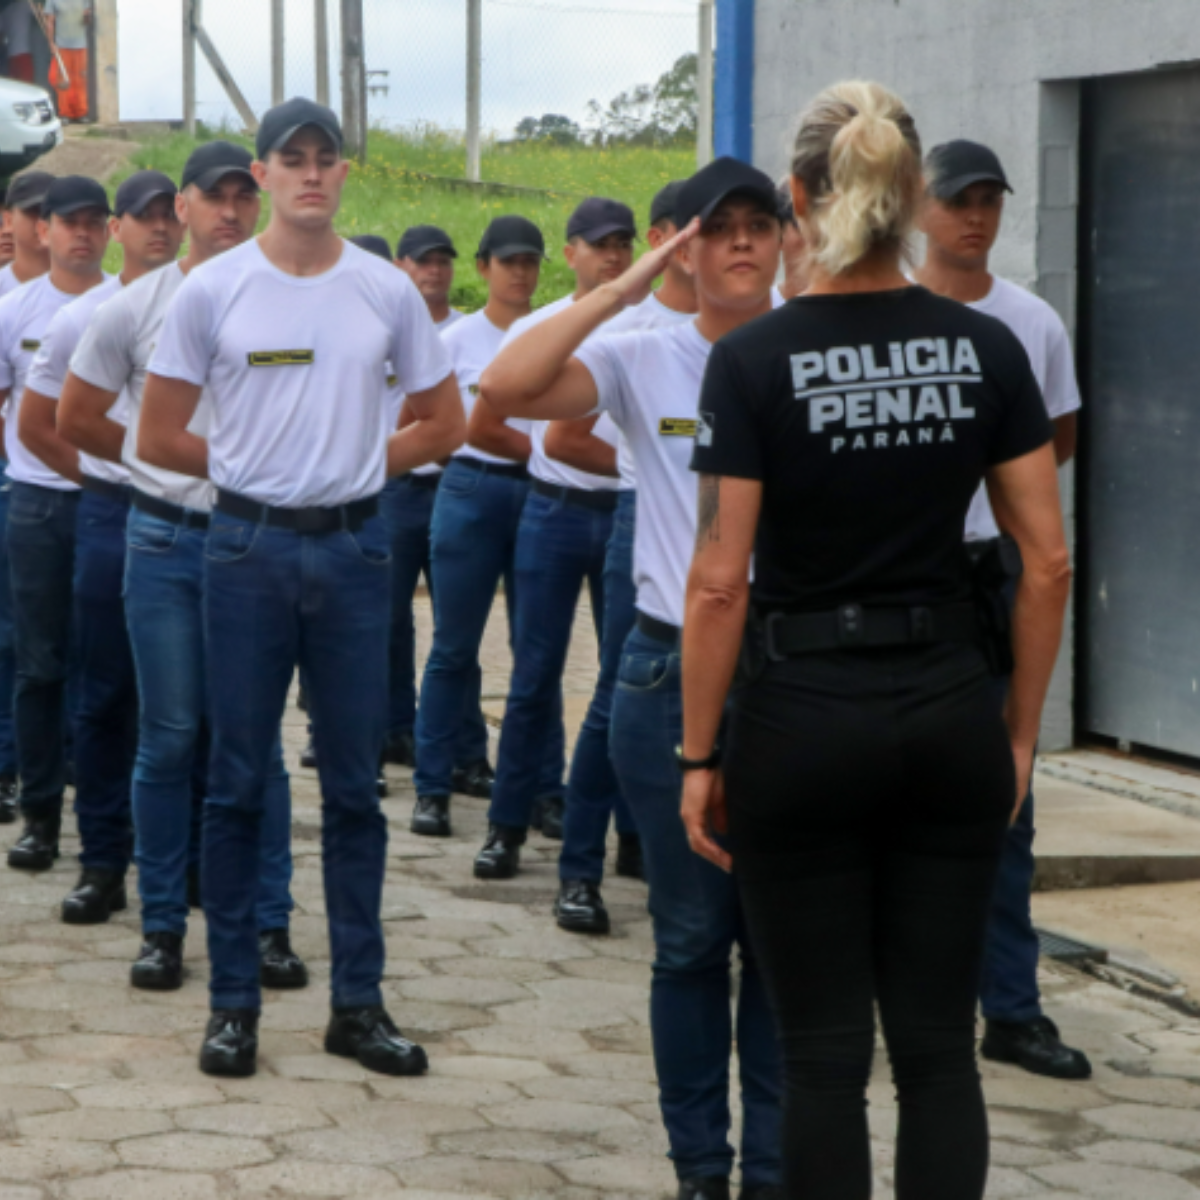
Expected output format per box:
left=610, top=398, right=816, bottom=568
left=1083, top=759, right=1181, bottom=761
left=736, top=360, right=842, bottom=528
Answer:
left=1, top=598, right=1200, bottom=1196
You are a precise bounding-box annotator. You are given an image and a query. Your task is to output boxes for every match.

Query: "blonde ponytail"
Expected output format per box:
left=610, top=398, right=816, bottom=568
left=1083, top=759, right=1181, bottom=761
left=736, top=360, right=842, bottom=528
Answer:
left=790, top=81, right=922, bottom=276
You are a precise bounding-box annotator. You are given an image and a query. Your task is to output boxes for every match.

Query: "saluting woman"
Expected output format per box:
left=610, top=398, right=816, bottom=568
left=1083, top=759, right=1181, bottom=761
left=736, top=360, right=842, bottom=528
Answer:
left=681, top=81, right=1071, bottom=1200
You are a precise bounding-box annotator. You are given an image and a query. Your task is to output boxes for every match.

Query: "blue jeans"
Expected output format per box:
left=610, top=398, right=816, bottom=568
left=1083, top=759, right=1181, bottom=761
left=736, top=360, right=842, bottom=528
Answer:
left=0, top=468, right=16, bottom=779
left=489, top=488, right=611, bottom=831
left=125, top=508, right=294, bottom=937
left=379, top=475, right=487, bottom=764
left=204, top=510, right=390, bottom=1011
left=611, top=623, right=782, bottom=1186
left=73, top=490, right=137, bottom=872
left=415, top=459, right=563, bottom=798
left=560, top=488, right=638, bottom=880
left=7, top=481, right=79, bottom=819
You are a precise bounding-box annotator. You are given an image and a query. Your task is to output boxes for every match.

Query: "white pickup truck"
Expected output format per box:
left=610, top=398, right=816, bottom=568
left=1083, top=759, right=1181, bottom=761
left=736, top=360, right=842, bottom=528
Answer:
left=0, top=75, right=61, bottom=176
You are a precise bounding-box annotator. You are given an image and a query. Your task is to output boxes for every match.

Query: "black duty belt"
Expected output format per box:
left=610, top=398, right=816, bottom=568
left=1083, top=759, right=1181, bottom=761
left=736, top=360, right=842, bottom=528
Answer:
left=215, top=489, right=378, bottom=535
left=532, top=478, right=618, bottom=513
left=80, top=475, right=130, bottom=504
left=401, top=472, right=441, bottom=491
left=455, top=455, right=529, bottom=481
left=132, top=488, right=210, bottom=530
left=636, top=610, right=681, bottom=645
left=761, top=602, right=979, bottom=660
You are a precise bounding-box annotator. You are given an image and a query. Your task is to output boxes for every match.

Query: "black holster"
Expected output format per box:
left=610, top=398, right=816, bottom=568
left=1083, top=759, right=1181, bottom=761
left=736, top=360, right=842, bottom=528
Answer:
left=965, top=535, right=1023, bottom=677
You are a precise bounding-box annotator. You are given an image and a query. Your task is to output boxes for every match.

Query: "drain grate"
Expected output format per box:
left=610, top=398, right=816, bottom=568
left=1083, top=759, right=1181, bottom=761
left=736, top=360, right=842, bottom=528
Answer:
left=1036, top=927, right=1109, bottom=966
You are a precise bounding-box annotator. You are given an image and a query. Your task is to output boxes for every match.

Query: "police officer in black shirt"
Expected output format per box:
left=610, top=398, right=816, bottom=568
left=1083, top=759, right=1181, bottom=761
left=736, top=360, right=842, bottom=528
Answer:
left=683, top=81, right=1071, bottom=1200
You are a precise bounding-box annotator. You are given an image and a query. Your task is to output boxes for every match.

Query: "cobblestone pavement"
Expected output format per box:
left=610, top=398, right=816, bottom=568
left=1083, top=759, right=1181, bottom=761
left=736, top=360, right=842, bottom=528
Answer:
left=0, top=598, right=1199, bottom=1196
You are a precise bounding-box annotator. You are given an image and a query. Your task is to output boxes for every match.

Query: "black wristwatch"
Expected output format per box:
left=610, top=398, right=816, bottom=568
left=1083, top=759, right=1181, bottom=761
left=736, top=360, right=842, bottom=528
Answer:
left=675, top=745, right=721, bottom=772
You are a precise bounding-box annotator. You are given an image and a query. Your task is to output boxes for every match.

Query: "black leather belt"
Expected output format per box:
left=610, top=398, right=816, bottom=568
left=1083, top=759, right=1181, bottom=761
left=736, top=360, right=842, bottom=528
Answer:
left=636, top=610, right=681, bottom=645
left=81, top=475, right=130, bottom=504
left=455, top=455, right=529, bottom=481
left=132, top=488, right=211, bottom=530
left=215, top=489, right=378, bottom=534
left=402, top=472, right=441, bottom=491
left=761, top=602, right=979, bottom=660
left=532, top=479, right=618, bottom=513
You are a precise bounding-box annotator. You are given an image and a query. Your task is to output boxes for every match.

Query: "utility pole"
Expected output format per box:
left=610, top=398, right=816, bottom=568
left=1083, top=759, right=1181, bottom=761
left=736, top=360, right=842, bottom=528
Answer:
left=341, top=0, right=367, bottom=162
left=315, top=0, right=331, bottom=108
left=466, top=0, right=482, bottom=182
left=271, top=0, right=285, bottom=105
left=183, top=0, right=198, bottom=137
left=697, top=0, right=714, bottom=167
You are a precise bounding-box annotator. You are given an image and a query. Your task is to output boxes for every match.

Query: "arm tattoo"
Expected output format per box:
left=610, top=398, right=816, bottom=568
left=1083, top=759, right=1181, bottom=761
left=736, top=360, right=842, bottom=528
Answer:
left=696, top=475, right=721, bottom=549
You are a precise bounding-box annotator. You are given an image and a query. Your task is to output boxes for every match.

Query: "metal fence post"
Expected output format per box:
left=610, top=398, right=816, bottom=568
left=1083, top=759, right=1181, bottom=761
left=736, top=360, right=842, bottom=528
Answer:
left=466, top=0, right=482, bottom=182
left=315, top=0, right=330, bottom=108
left=183, top=0, right=198, bottom=137
left=341, top=0, right=367, bottom=162
left=697, top=0, right=714, bottom=167
left=271, top=0, right=285, bottom=105
left=94, top=0, right=119, bottom=124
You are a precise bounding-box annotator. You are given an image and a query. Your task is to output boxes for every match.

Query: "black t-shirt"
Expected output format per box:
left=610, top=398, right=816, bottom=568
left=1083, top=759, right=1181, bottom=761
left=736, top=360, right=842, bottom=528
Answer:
left=690, top=286, right=1053, bottom=613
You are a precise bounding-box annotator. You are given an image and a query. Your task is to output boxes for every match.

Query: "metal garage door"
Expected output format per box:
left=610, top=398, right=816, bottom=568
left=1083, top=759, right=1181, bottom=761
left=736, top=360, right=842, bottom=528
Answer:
left=1078, top=67, right=1200, bottom=757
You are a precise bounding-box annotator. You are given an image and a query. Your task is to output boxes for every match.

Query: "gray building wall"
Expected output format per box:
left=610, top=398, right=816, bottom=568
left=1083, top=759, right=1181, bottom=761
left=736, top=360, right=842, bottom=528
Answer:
left=753, top=0, right=1197, bottom=751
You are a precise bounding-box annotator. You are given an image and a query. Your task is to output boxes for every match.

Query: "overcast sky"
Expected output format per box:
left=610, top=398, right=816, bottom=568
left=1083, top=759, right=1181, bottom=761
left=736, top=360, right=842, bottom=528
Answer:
left=118, top=0, right=698, bottom=136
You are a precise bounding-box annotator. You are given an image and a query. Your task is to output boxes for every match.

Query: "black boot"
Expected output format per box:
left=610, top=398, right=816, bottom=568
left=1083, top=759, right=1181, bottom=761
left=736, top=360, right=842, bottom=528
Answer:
left=62, top=868, right=128, bottom=925
left=615, top=832, right=645, bottom=880
left=325, top=1005, right=428, bottom=1076
left=678, top=1179, right=730, bottom=1200
left=131, top=931, right=184, bottom=991
left=554, top=879, right=610, bottom=935
left=451, top=758, right=494, bottom=799
left=383, top=730, right=416, bottom=767
left=0, top=777, right=16, bottom=824
left=539, top=795, right=565, bottom=840
left=474, top=823, right=524, bottom=880
left=411, top=794, right=450, bottom=838
left=299, top=736, right=317, bottom=770
left=199, top=1008, right=259, bottom=1077
left=981, top=1016, right=1092, bottom=1079
left=8, top=814, right=60, bottom=870
left=259, top=928, right=309, bottom=989
left=739, top=1187, right=784, bottom=1200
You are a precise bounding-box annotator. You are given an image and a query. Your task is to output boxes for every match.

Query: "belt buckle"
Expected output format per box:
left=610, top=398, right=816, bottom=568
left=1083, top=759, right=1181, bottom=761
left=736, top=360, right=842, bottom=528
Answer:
left=910, top=606, right=934, bottom=643
left=837, top=604, right=864, bottom=646
left=294, top=508, right=331, bottom=535
left=763, top=612, right=786, bottom=663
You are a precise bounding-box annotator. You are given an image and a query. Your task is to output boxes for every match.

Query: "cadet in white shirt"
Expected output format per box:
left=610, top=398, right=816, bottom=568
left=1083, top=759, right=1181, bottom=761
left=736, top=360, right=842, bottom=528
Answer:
left=546, top=180, right=699, bottom=935
left=141, top=99, right=462, bottom=1079
left=396, top=223, right=462, bottom=330
left=61, top=142, right=305, bottom=995
left=480, top=157, right=785, bottom=1200
left=915, top=138, right=1089, bottom=1083
left=0, top=175, right=110, bottom=875
left=0, top=171, right=53, bottom=826
left=410, top=215, right=545, bottom=839
left=18, top=170, right=181, bottom=928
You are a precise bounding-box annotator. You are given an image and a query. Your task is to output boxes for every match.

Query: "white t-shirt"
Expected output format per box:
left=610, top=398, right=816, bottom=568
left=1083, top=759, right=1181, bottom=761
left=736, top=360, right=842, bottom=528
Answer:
left=577, top=320, right=715, bottom=627
left=503, top=295, right=619, bottom=493
left=964, top=276, right=1082, bottom=540
left=72, top=263, right=215, bottom=511
left=0, top=265, right=27, bottom=303
left=0, top=273, right=104, bottom=490
left=150, top=239, right=452, bottom=508
left=397, top=308, right=462, bottom=479
left=448, top=309, right=530, bottom=466
left=602, top=292, right=696, bottom=489
left=0, top=3, right=34, bottom=56
left=45, top=0, right=90, bottom=50
left=27, top=275, right=129, bottom=486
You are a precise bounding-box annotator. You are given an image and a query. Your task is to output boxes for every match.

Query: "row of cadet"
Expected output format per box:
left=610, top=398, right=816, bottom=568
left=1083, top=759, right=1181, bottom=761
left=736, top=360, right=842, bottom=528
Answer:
left=0, top=88, right=1081, bottom=1200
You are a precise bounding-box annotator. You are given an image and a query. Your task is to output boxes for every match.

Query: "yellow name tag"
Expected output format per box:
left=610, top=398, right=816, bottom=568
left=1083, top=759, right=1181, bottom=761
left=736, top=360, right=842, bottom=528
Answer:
left=468, top=383, right=481, bottom=397
left=659, top=417, right=697, bottom=437
left=247, top=350, right=315, bottom=368
left=387, top=374, right=398, bottom=388
left=20, top=339, right=40, bottom=352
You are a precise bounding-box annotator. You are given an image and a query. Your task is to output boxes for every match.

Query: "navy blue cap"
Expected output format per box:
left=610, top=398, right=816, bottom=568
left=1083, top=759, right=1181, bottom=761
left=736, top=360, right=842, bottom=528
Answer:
left=42, top=175, right=111, bottom=219
left=181, top=141, right=257, bottom=192
left=675, top=157, right=778, bottom=228
left=566, top=197, right=636, bottom=244
left=477, top=215, right=546, bottom=261
left=349, top=234, right=392, bottom=262
left=649, top=180, right=686, bottom=227
left=257, top=97, right=343, bottom=160
left=397, top=224, right=457, bottom=261
left=115, top=170, right=178, bottom=217
left=5, top=170, right=54, bottom=212
left=925, top=140, right=1012, bottom=199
